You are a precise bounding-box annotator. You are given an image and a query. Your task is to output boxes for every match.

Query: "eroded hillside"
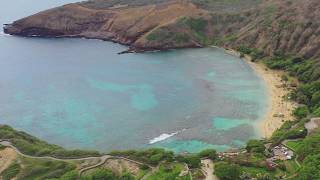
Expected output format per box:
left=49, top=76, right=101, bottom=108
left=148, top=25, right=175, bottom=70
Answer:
left=3, top=0, right=320, bottom=59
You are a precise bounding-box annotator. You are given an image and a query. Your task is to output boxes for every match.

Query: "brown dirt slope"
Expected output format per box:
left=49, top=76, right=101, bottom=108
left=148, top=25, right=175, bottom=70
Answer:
left=4, top=0, right=207, bottom=50
left=3, top=0, right=320, bottom=59
left=0, top=148, right=17, bottom=174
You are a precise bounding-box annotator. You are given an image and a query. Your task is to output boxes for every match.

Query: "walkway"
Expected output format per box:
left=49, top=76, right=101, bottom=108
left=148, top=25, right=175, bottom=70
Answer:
left=201, top=159, right=219, bottom=180
left=0, top=140, right=153, bottom=178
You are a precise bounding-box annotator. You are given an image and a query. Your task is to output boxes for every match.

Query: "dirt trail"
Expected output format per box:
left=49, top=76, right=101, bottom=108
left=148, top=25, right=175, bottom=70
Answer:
left=0, top=140, right=153, bottom=178
left=201, top=159, right=219, bottom=180
left=0, top=141, right=103, bottom=162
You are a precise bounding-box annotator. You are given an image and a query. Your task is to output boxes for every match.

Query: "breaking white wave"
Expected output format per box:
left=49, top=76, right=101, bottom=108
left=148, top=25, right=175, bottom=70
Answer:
left=0, top=31, right=9, bottom=37
left=149, top=128, right=187, bottom=144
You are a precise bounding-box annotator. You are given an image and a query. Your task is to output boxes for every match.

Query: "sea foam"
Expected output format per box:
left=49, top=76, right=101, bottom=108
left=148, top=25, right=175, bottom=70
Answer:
left=0, top=31, right=9, bottom=37
left=149, top=129, right=187, bottom=144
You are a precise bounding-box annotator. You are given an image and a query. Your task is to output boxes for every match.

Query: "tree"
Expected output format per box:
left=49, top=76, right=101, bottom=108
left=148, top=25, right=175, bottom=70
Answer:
left=215, top=162, right=241, bottom=180
left=293, top=106, right=309, bottom=119
left=198, top=149, right=217, bottom=160
left=314, top=107, right=320, bottom=117
left=297, top=154, right=320, bottom=180
left=296, top=131, right=320, bottom=159
left=58, top=170, right=78, bottom=180
left=88, top=169, right=116, bottom=180
left=246, top=140, right=265, bottom=153
left=119, top=172, right=135, bottom=180
left=177, top=155, right=201, bottom=168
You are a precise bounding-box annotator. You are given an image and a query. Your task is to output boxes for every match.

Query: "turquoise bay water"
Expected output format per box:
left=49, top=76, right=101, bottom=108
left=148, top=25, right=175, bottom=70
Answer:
left=0, top=0, right=267, bottom=153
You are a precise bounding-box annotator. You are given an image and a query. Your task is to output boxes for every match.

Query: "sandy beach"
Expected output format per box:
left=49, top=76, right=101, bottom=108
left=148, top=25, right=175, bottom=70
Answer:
left=224, top=48, right=297, bottom=138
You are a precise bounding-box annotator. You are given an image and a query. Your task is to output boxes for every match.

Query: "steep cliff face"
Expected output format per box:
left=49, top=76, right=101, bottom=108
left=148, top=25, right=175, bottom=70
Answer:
left=3, top=0, right=320, bottom=59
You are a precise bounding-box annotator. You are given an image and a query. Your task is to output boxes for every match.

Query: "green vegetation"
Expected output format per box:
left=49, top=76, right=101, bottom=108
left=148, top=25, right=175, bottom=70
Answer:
left=240, top=166, right=274, bottom=179
left=198, top=149, right=217, bottom=160
left=283, top=160, right=300, bottom=174
left=232, top=152, right=266, bottom=168
left=110, top=148, right=174, bottom=166
left=178, top=17, right=210, bottom=44
left=293, top=106, right=309, bottom=119
left=17, top=158, right=76, bottom=180
left=245, top=140, right=265, bottom=153
left=111, top=148, right=203, bottom=169
left=298, top=154, right=320, bottom=180
left=0, top=157, right=77, bottom=180
left=48, top=170, right=79, bottom=180
left=261, top=55, right=320, bottom=117
left=146, top=29, right=191, bottom=45
left=147, top=163, right=190, bottom=180
left=285, top=140, right=303, bottom=152
left=83, top=169, right=124, bottom=180
left=296, top=130, right=320, bottom=160
left=54, top=168, right=135, bottom=180
left=215, top=162, right=241, bottom=180
left=176, top=154, right=201, bottom=168
left=0, top=144, right=6, bottom=150
left=237, top=44, right=320, bottom=179
left=1, top=162, right=20, bottom=180
left=237, top=46, right=264, bottom=61
left=271, top=118, right=307, bottom=145
left=0, top=125, right=100, bottom=158
left=179, top=17, right=208, bottom=33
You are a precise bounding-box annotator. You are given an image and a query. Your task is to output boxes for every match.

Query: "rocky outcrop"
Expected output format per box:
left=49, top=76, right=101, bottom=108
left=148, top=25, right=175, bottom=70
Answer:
left=3, top=0, right=320, bottom=60
left=3, top=1, right=207, bottom=51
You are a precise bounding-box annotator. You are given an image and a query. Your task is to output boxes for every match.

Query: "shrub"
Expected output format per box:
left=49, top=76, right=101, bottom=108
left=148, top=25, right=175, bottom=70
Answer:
left=180, top=17, right=208, bottom=32
left=198, top=149, right=217, bottom=160
left=297, top=154, right=320, bottom=180
left=246, top=140, right=265, bottom=153
left=89, top=169, right=116, bottom=179
left=215, top=162, right=241, bottom=180
left=176, top=155, right=201, bottom=168
left=1, top=162, right=20, bottom=180
left=109, top=148, right=174, bottom=165
left=237, top=45, right=253, bottom=54
left=293, top=106, right=309, bottom=119
left=296, top=130, right=320, bottom=159
left=314, top=107, right=320, bottom=117
left=270, top=120, right=307, bottom=144
left=119, top=172, right=135, bottom=180
left=56, top=170, right=78, bottom=180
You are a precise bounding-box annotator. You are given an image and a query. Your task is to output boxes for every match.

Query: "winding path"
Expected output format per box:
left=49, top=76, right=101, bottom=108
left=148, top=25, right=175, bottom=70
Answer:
left=0, top=140, right=153, bottom=178
left=0, top=140, right=104, bottom=162
left=201, top=159, right=219, bottom=180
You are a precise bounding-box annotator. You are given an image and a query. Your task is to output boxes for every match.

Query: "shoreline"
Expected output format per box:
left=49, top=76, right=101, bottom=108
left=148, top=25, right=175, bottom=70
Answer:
left=223, top=48, right=297, bottom=138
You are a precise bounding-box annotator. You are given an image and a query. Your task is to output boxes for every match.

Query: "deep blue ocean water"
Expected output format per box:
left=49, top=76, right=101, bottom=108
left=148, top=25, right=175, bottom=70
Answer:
left=0, top=0, right=267, bottom=153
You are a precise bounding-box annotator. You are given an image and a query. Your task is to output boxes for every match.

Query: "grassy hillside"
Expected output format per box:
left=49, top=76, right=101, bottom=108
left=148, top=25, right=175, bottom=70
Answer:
left=0, top=125, right=100, bottom=158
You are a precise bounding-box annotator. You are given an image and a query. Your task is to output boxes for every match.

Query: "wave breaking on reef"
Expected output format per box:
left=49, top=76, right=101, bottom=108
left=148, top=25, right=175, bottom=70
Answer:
left=149, top=128, right=187, bottom=144
left=0, top=31, right=10, bottom=37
